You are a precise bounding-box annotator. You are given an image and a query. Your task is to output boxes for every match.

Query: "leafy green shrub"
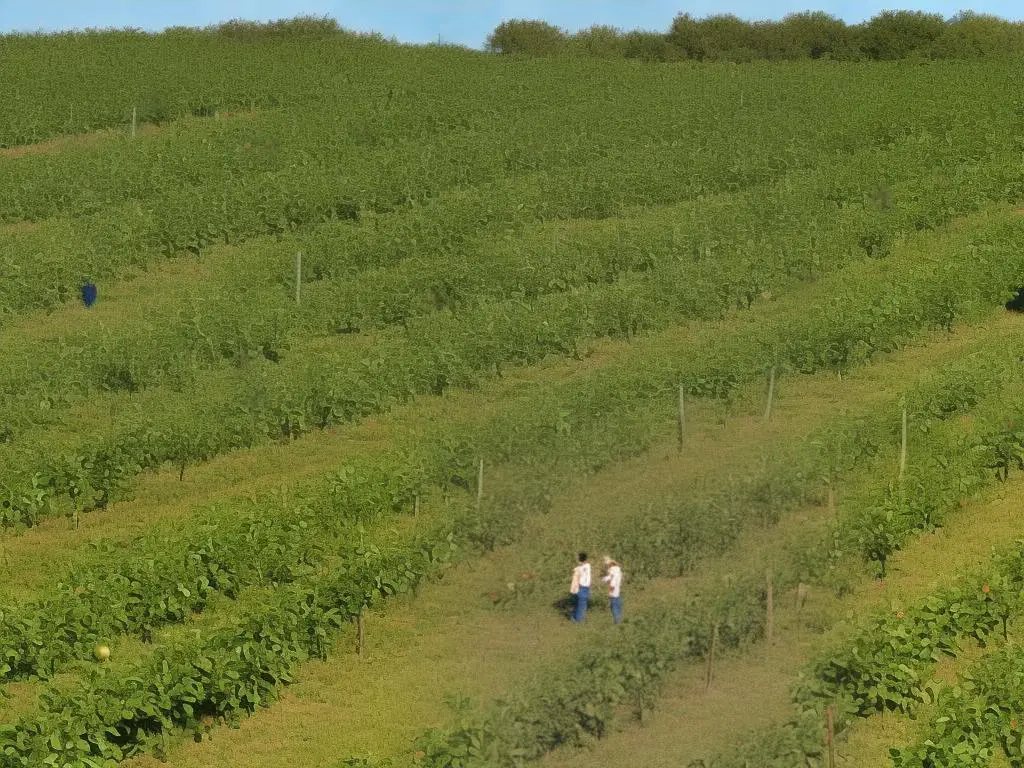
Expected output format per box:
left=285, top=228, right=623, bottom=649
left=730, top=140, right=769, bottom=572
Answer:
left=485, top=20, right=569, bottom=56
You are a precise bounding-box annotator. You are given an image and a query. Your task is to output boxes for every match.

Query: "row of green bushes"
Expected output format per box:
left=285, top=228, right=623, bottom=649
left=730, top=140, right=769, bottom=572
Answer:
left=488, top=11, right=1024, bottom=62
left=0, top=129, right=999, bottom=437
left=0, top=451, right=436, bottom=684
left=0, top=531, right=458, bottom=765
left=2, top=179, right=1020, bottom=531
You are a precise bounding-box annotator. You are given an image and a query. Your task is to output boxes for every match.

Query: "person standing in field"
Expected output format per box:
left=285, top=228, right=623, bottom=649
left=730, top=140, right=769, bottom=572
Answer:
left=569, top=552, right=591, bottom=623
left=602, top=557, right=623, bottom=625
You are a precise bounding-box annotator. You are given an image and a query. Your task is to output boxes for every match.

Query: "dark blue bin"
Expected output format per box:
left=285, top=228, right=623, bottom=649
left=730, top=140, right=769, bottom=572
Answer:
left=81, top=282, right=97, bottom=307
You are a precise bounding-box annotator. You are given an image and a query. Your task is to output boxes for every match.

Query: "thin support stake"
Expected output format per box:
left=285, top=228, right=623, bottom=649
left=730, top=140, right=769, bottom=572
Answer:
left=476, top=459, right=484, bottom=510
left=295, top=252, right=302, bottom=304
left=677, top=384, right=686, bottom=451
left=413, top=494, right=420, bottom=517
left=900, top=406, right=908, bottom=480
left=766, top=569, right=774, bottom=647
left=764, top=366, right=776, bottom=422
left=131, top=105, right=137, bottom=139
left=705, top=622, right=720, bottom=691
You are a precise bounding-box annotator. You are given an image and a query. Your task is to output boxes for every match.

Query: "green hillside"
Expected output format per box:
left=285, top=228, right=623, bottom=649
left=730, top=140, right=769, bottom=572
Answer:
left=1, top=19, right=1024, bottom=768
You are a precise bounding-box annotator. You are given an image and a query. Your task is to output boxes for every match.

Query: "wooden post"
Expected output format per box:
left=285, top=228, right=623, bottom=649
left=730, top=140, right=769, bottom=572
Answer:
left=764, top=366, right=776, bottom=422
left=705, top=622, right=720, bottom=690
left=766, top=569, right=774, bottom=647
left=476, top=459, right=484, bottom=510
left=677, top=384, right=686, bottom=451
left=356, top=610, right=365, bottom=656
left=826, top=705, right=836, bottom=768
left=899, top=406, right=908, bottom=480
left=797, top=582, right=810, bottom=611
left=294, top=252, right=302, bottom=304
left=413, top=494, right=420, bottom=517
left=131, top=105, right=137, bottom=139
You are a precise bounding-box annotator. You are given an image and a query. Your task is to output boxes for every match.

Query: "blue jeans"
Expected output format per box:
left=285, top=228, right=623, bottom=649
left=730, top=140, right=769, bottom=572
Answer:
left=610, top=596, right=623, bottom=624
left=572, top=586, right=590, bottom=622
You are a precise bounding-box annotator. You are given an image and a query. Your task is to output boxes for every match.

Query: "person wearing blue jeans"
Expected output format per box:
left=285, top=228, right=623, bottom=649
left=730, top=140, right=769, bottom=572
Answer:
left=569, top=552, right=591, bottom=622
left=602, top=557, right=624, bottom=625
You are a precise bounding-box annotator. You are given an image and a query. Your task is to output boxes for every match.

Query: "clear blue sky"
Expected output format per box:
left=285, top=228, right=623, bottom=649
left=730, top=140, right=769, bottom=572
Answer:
left=1, top=1, right=1022, bottom=47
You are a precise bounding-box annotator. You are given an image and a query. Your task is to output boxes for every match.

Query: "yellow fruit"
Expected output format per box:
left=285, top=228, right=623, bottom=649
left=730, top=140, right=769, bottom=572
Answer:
left=94, top=644, right=111, bottom=662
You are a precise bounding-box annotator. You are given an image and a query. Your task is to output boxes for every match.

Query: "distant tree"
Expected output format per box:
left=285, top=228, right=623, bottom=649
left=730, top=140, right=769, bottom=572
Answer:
left=486, top=19, right=569, bottom=56
left=858, top=10, right=946, bottom=60
left=932, top=11, right=1024, bottom=58
left=487, top=10, right=1024, bottom=64
left=668, top=13, right=771, bottom=62
left=572, top=25, right=629, bottom=59
left=623, top=30, right=677, bottom=62
left=213, top=16, right=342, bottom=42
left=697, top=14, right=765, bottom=61
left=772, top=12, right=852, bottom=59
left=666, top=13, right=707, bottom=60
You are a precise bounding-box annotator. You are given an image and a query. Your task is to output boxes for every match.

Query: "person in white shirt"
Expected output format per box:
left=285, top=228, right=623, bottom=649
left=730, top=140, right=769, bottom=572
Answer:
left=602, top=557, right=623, bottom=624
left=569, top=552, right=592, bottom=623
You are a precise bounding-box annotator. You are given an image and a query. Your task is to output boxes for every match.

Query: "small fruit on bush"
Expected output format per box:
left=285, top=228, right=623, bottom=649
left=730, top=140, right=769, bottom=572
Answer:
left=94, top=644, right=111, bottom=662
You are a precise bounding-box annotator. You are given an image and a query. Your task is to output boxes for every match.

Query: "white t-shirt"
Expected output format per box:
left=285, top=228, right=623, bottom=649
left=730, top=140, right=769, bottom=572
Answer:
left=570, top=562, right=592, bottom=593
left=603, top=565, right=622, bottom=598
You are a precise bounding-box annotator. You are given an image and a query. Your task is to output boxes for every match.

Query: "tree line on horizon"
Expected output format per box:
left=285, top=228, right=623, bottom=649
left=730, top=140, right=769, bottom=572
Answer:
left=5, top=12, right=1024, bottom=63
left=487, top=11, right=1024, bottom=62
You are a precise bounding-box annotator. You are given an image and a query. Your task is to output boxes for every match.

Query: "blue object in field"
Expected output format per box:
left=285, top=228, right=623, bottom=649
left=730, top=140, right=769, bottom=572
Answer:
left=81, top=282, right=97, bottom=307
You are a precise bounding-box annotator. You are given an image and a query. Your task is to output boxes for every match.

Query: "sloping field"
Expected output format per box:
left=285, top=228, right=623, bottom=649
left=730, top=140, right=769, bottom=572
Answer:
left=2, top=24, right=1024, bottom=768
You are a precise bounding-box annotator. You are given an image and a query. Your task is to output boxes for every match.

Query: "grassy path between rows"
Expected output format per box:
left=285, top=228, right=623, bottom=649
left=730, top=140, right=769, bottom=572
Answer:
left=118, top=310, right=1024, bottom=768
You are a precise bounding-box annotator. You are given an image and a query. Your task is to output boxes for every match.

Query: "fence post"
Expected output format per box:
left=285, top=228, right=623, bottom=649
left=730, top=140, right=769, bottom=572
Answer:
left=294, top=252, right=302, bottom=304
left=476, top=458, right=484, bottom=511
left=764, top=366, right=776, bottom=422
left=899, top=406, right=908, bottom=481
left=131, top=105, right=137, bottom=139
left=766, top=569, right=774, bottom=647
left=677, top=384, right=686, bottom=451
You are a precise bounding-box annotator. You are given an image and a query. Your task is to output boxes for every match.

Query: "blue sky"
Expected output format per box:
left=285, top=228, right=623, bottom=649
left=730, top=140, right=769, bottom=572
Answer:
left=1, top=1, right=1022, bottom=47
